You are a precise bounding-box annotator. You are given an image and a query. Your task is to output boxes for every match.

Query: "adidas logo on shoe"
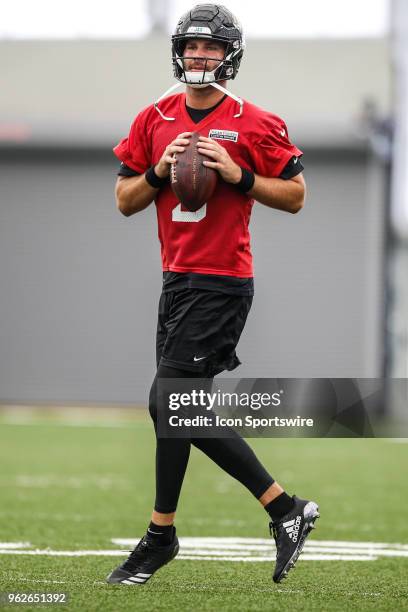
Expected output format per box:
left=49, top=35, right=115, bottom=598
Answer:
left=120, top=573, right=152, bottom=585
left=282, top=515, right=302, bottom=542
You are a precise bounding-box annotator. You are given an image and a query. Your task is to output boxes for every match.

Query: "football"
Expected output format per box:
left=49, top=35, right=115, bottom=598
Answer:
left=170, top=132, right=218, bottom=212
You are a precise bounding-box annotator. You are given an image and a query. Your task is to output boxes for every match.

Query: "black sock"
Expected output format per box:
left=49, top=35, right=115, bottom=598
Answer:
left=147, top=521, right=174, bottom=545
left=264, top=492, right=295, bottom=523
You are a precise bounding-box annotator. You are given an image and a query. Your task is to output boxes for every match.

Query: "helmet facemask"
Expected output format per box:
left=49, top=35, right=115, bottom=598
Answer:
left=172, top=36, right=237, bottom=88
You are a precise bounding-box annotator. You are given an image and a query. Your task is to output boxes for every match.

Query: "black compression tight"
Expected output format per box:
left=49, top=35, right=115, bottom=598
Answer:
left=149, top=364, right=274, bottom=513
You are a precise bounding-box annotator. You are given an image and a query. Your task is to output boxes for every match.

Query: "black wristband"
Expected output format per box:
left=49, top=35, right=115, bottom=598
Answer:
left=145, top=166, right=168, bottom=189
left=236, top=167, right=255, bottom=193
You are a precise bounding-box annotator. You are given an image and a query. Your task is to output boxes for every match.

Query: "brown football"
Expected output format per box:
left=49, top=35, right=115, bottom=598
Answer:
left=170, top=132, right=218, bottom=212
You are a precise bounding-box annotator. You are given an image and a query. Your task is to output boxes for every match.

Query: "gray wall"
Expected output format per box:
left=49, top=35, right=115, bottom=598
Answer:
left=0, top=38, right=391, bottom=148
left=0, top=148, right=385, bottom=405
left=0, top=37, right=389, bottom=404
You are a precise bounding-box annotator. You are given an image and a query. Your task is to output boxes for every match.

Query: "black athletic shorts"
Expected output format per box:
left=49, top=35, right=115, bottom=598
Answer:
left=156, top=288, right=253, bottom=377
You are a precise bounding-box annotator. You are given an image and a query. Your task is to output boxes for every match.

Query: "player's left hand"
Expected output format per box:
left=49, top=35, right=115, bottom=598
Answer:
left=197, top=136, right=242, bottom=185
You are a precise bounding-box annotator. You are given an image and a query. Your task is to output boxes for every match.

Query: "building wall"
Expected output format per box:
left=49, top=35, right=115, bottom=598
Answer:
left=0, top=148, right=384, bottom=404
left=0, top=38, right=391, bottom=148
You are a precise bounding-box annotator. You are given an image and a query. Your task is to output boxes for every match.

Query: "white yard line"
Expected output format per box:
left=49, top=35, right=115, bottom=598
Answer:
left=0, top=549, right=377, bottom=561
left=0, top=550, right=125, bottom=557
left=113, top=537, right=408, bottom=550
left=177, top=554, right=377, bottom=562
left=0, top=418, right=137, bottom=429
left=1, top=537, right=407, bottom=562
left=0, top=475, right=130, bottom=490
left=14, top=578, right=69, bottom=584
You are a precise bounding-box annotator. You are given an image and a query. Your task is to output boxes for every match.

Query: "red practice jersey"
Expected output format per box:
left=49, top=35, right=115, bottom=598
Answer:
left=114, top=93, right=302, bottom=277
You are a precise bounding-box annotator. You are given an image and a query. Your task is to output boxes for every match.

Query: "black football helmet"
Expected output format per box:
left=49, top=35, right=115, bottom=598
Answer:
left=172, top=4, right=245, bottom=87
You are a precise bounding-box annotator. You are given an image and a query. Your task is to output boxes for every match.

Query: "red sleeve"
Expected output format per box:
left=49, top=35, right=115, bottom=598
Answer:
left=113, top=110, right=151, bottom=174
left=251, top=116, right=303, bottom=178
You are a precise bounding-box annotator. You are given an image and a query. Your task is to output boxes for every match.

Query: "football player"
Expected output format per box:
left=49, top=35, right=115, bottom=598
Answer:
left=107, top=3, right=319, bottom=587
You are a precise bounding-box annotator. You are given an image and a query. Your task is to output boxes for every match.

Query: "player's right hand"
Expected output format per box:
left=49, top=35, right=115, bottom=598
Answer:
left=154, top=133, right=192, bottom=179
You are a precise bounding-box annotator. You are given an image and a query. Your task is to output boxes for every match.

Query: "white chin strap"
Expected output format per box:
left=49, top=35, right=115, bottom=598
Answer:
left=154, top=81, right=243, bottom=121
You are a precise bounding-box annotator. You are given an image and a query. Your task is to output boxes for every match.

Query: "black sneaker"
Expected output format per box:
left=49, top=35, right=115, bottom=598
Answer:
left=270, top=495, right=319, bottom=583
left=106, top=530, right=179, bottom=585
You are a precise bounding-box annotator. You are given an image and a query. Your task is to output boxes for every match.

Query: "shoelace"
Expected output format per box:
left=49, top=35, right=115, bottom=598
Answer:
left=122, top=538, right=150, bottom=571
left=269, top=521, right=282, bottom=545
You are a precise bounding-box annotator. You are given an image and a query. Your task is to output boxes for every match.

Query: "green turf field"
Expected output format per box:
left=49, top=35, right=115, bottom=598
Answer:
left=0, top=410, right=407, bottom=611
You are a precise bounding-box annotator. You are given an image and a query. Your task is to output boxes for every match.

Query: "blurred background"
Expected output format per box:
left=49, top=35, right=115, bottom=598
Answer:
left=0, top=0, right=406, bottom=414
